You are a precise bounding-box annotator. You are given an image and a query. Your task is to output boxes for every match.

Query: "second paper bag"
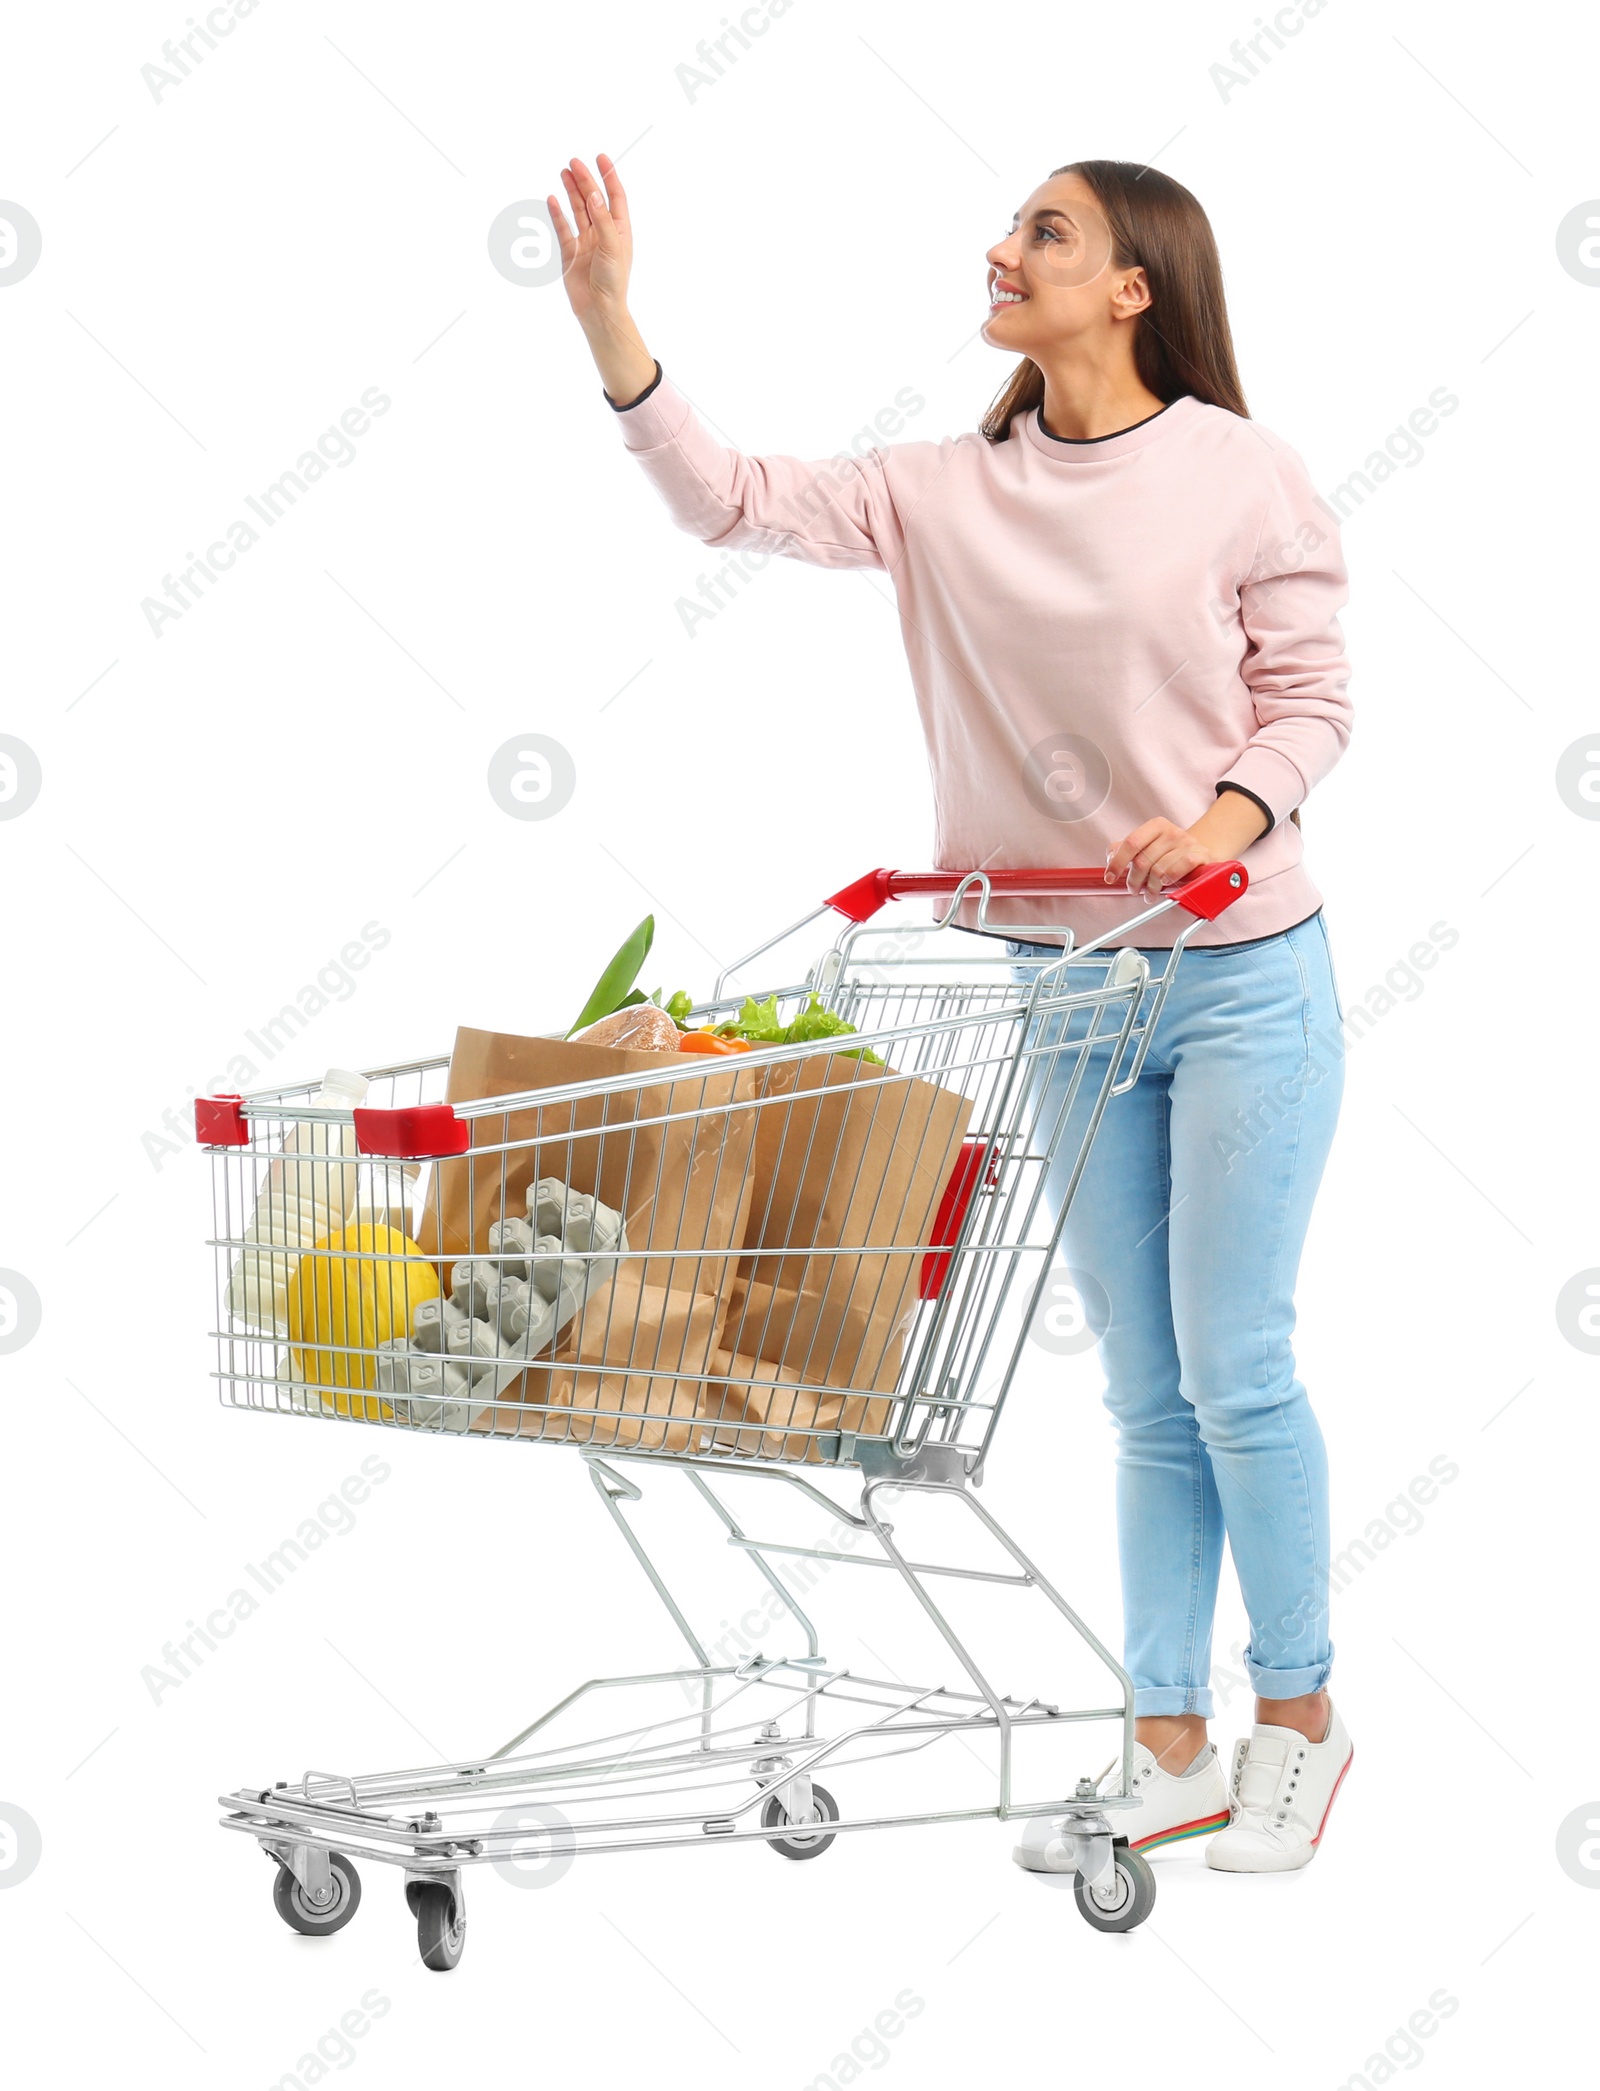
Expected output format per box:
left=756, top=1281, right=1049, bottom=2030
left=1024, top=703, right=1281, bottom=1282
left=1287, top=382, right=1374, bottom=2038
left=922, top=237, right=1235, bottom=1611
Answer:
left=699, top=1051, right=973, bottom=1459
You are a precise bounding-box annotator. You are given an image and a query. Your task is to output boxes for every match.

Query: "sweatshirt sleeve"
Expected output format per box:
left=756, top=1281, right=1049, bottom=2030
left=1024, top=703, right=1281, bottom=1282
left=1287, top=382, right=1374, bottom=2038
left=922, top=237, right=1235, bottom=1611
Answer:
left=609, top=372, right=906, bottom=573
left=1216, top=438, right=1353, bottom=825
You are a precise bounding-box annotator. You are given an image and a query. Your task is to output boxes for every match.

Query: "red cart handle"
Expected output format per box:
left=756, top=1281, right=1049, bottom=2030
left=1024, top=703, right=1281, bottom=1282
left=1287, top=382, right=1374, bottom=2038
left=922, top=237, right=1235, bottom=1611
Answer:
left=824, top=861, right=1248, bottom=925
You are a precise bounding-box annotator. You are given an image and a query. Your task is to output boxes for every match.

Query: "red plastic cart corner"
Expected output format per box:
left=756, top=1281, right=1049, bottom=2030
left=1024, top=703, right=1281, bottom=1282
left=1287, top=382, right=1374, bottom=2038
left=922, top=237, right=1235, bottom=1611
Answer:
left=194, top=1094, right=249, bottom=1147
left=352, top=1104, right=471, bottom=1160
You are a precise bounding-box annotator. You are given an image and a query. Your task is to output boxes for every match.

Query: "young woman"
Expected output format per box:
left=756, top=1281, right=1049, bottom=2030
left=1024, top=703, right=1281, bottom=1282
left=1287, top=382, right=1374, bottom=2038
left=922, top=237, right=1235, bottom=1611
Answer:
left=551, top=153, right=1354, bottom=1875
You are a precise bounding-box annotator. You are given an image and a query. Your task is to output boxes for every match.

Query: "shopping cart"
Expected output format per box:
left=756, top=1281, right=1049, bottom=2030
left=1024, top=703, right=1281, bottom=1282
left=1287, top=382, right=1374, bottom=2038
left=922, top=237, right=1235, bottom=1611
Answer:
left=202, top=860, right=1247, bottom=1968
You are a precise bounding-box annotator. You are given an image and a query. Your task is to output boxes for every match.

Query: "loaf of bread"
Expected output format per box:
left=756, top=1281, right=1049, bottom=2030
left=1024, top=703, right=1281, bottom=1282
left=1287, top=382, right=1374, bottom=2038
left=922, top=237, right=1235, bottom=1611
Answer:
left=572, top=1003, right=682, bottom=1052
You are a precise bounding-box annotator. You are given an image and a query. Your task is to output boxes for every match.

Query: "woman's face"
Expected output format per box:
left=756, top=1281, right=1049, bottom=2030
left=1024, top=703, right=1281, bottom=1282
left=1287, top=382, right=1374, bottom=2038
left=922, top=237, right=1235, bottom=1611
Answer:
left=982, top=174, right=1143, bottom=352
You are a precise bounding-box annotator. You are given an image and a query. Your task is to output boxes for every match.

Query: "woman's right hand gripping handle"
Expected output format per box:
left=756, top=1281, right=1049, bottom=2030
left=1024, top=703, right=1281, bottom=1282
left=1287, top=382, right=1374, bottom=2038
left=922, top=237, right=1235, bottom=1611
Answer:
left=548, top=154, right=659, bottom=408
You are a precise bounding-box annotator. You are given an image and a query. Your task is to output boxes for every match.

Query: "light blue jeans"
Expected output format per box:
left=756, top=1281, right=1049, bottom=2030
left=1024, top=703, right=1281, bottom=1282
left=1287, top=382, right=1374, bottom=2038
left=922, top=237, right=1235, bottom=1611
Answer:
left=1010, top=911, right=1345, bottom=1717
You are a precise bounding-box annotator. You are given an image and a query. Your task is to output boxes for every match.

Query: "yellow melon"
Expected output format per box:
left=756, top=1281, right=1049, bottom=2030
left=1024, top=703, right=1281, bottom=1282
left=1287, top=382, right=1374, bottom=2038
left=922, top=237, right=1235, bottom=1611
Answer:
left=287, top=1222, right=440, bottom=1422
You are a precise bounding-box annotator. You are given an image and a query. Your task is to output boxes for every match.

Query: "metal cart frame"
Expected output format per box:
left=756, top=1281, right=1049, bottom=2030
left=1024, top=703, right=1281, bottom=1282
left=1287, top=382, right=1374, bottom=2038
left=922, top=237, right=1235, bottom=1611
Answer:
left=205, top=862, right=1248, bottom=1966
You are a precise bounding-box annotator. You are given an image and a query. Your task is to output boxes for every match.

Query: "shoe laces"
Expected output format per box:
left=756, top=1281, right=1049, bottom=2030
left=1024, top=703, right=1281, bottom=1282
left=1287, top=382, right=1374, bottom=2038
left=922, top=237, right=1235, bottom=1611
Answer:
left=1230, top=1734, right=1311, bottom=1829
left=1093, top=1750, right=1155, bottom=1796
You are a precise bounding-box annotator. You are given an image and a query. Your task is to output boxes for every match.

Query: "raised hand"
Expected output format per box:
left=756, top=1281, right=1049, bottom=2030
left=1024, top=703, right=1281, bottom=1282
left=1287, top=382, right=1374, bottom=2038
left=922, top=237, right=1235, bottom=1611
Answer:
left=549, top=155, right=634, bottom=329
left=548, top=154, right=657, bottom=404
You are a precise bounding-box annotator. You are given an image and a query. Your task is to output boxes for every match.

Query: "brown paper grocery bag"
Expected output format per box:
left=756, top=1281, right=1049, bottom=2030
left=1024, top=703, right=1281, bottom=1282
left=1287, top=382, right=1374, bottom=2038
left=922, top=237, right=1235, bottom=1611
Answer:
left=529, top=1280, right=725, bottom=1451
left=694, top=1346, right=902, bottom=1463
left=418, top=1027, right=759, bottom=1447
left=699, top=1052, right=973, bottom=1458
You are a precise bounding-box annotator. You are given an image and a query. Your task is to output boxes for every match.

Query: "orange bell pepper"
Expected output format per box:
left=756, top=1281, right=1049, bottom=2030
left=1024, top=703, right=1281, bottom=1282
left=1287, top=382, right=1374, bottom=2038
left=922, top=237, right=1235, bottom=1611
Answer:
left=676, top=1029, right=752, bottom=1055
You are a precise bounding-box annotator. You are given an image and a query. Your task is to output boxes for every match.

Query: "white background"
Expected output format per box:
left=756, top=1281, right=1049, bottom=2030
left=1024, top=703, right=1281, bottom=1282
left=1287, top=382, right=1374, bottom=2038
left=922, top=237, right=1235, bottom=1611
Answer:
left=2, top=0, right=1595, bottom=2083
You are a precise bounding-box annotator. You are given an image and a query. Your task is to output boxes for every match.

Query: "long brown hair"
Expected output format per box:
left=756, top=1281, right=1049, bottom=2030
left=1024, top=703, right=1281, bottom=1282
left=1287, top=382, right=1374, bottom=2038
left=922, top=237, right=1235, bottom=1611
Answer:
left=981, top=160, right=1247, bottom=443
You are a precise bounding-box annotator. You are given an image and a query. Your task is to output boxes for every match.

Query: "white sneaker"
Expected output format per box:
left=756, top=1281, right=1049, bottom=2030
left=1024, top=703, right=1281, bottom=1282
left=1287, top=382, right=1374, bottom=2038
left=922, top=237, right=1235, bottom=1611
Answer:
left=1013, top=1740, right=1231, bottom=1871
left=1206, top=1702, right=1354, bottom=1873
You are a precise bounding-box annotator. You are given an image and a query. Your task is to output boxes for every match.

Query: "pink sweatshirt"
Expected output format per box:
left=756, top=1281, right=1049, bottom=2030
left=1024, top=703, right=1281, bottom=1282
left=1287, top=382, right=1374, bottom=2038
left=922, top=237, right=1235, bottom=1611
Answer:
left=613, top=371, right=1352, bottom=947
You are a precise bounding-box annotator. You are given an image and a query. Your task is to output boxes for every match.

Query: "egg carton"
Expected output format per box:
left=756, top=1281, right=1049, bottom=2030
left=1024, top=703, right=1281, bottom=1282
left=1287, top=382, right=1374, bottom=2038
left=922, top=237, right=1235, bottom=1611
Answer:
left=378, top=1178, right=627, bottom=1433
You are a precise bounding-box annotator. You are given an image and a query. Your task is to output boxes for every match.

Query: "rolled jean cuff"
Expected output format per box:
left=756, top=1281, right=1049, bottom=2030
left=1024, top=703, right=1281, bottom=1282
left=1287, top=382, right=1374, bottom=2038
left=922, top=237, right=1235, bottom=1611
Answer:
left=1244, top=1647, right=1333, bottom=1701
left=1132, top=1686, right=1216, bottom=1719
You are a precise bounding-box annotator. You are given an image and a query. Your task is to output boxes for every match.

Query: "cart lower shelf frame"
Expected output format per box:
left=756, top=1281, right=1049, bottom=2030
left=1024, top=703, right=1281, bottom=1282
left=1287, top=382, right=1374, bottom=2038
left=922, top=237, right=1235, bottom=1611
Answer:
left=222, top=1444, right=1156, bottom=1965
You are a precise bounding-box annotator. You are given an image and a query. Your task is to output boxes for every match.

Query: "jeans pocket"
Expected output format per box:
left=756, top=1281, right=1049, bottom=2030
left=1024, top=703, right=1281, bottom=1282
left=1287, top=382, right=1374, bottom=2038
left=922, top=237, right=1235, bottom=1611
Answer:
left=1313, top=912, right=1346, bottom=1026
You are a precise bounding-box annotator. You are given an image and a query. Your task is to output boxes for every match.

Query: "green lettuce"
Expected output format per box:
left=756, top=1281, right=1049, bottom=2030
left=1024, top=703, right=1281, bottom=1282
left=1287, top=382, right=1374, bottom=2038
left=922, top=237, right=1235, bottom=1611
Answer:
left=731, top=992, right=881, bottom=1062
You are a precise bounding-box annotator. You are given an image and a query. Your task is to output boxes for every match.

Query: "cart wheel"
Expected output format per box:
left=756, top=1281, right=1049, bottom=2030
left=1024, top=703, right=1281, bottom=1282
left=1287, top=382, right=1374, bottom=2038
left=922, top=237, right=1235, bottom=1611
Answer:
left=1073, top=1844, right=1155, bottom=1934
left=412, top=1882, right=466, bottom=1972
left=760, top=1782, right=839, bottom=1860
left=272, top=1852, right=361, bottom=1937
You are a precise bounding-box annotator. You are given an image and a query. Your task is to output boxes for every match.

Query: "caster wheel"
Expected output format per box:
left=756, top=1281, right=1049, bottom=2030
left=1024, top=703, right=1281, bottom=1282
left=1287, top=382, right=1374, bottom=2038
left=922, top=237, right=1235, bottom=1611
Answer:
left=410, top=1882, right=466, bottom=1972
left=272, top=1852, right=361, bottom=1937
left=760, top=1782, right=839, bottom=1860
left=1074, top=1844, right=1155, bottom=1933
